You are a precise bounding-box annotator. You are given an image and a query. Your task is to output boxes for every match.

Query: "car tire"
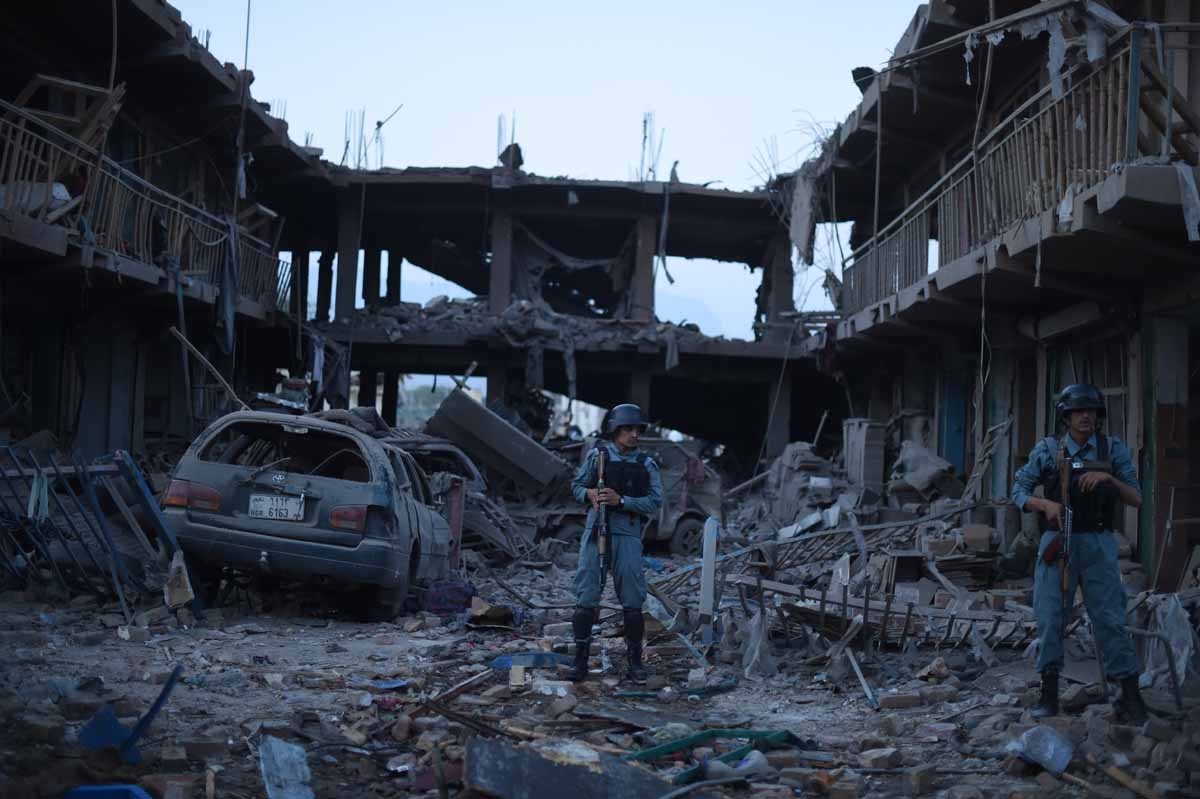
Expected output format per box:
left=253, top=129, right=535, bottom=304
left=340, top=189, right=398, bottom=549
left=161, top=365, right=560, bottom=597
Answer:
left=668, top=517, right=706, bottom=557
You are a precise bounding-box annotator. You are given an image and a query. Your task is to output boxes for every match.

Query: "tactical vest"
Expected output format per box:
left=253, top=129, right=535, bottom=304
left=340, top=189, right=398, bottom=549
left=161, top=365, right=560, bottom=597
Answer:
left=1039, top=434, right=1118, bottom=532
left=604, top=450, right=651, bottom=503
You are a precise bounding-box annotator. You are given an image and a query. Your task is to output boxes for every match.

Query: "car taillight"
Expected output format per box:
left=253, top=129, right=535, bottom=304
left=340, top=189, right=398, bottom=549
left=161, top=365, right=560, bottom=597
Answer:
left=162, top=479, right=221, bottom=512
left=330, top=505, right=368, bottom=532
left=163, top=479, right=189, bottom=508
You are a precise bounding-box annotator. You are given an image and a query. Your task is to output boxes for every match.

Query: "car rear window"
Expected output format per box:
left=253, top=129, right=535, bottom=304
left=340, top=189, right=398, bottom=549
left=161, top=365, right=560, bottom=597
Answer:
left=198, top=420, right=372, bottom=482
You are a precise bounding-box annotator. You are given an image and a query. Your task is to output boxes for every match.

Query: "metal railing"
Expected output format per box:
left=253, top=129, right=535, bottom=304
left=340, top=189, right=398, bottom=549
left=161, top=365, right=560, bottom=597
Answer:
left=841, top=27, right=1184, bottom=315
left=0, top=98, right=290, bottom=311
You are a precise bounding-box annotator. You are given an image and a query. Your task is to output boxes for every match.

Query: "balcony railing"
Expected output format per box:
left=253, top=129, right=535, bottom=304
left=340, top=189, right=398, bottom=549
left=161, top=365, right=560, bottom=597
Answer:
left=841, top=27, right=1186, bottom=316
left=0, top=98, right=289, bottom=311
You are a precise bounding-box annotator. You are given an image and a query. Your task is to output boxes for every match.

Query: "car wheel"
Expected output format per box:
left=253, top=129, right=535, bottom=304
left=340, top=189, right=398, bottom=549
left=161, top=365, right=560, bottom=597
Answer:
left=669, top=517, right=706, bottom=557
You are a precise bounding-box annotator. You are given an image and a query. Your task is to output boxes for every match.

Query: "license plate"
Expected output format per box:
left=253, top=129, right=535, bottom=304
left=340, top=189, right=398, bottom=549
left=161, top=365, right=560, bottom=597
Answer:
left=248, top=494, right=304, bottom=521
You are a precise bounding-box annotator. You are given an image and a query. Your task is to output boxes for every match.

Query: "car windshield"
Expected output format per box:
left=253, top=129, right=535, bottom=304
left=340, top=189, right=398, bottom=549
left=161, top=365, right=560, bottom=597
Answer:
left=198, top=420, right=371, bottom=482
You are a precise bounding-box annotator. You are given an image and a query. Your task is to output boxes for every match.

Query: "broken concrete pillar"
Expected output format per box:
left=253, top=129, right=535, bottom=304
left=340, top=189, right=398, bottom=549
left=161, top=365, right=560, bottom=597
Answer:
left=762, top=233, right=795, bottom=344
left=384, top=251, right=401, bottom=304
left=630, top=215, right=656, bottom=322
left=764, top=370, right=792, bottom=459
left=291, top=249, right=309, bottom=321
left=1145, top=315, right=1188, bottom=587
left=381, top=370, right=399, bottom=426
left=362, top=248, right=381, bottom=306
left=358, top=369, right=378, bottom=409
left=489, top=208, right=513, bottom=314
left=334, top=185, right=364, bottom=322
left=315, top=251, right=334, bottom=323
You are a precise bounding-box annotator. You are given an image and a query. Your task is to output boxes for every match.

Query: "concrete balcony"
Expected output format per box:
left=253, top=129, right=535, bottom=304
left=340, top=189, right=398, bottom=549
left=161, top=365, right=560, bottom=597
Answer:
left=817, top=25, right=1199, bottom=355
left=0, top=98, right=291, bottom=319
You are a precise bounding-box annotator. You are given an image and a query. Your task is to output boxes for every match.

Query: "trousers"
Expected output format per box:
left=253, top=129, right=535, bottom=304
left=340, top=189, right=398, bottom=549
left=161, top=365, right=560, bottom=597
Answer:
left=1033, top=529, right=1140, bottom=678
left=574, top=528, right=646, bottom=610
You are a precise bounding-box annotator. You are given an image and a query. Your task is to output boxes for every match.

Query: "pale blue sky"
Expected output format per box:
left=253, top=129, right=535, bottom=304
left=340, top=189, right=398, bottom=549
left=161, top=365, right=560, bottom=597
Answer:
left=177, top=0, right=917, bottom=338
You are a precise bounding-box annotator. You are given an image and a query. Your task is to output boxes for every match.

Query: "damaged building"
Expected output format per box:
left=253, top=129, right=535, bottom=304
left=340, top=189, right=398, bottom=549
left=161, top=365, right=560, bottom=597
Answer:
left=4, top=2, right=1200, bottom=799
left=793, top=0, right=1200, bottom=591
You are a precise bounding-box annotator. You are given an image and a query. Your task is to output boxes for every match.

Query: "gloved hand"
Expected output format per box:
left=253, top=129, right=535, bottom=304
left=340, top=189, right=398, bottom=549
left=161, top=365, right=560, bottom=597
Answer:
left=1041, top=534, right=1063, bottom=566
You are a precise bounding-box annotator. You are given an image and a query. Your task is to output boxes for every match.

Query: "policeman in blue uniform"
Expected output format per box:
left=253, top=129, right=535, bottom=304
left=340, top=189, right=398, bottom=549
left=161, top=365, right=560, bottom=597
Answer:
left=567, top=403, right=663, bottom=683
left=1012, top=384, right=1147, bottom=722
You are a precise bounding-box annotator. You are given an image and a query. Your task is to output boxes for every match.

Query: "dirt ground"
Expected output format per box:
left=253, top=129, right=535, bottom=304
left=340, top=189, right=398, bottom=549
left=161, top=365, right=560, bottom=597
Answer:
left=1, top=552, right=1193, bottom=799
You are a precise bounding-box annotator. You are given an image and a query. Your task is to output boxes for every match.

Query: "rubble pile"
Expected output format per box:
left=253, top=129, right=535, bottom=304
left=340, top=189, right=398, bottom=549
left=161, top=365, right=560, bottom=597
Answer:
left=347, top=295, right=721, bottom=379
left=2, top=407, right=1199, bottom=799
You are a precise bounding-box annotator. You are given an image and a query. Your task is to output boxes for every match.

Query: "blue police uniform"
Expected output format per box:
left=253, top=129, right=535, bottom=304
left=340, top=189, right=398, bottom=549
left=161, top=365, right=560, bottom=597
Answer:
left=1012, top=433, right=1141, bottom=678
left=570, top=441, right=663, bottom=610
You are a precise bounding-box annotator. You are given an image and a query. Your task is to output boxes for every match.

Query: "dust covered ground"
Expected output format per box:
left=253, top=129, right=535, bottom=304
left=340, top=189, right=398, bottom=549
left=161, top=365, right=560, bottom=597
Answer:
left=1, top=551, right=1194, bottom=799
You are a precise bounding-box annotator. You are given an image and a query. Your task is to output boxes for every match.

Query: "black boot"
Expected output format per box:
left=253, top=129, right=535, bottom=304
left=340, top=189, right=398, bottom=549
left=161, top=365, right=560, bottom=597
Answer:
left=1117, top=675, right=1148, bottom=724
left=1032, top=668, right=1060, bottom=718
left=568, top=607, right=595, bottom=682
left=623, top=609, right=648, bottom=684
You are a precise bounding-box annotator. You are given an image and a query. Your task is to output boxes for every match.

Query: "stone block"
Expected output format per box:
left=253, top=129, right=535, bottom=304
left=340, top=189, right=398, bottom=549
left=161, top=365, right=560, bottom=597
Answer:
left=546, top=695, right=578, bottom=718
left=1108, top=723, right=1138, bottom=749
left=918, top=684, right=960, bottom=704
left=766, top=749, right=806, bottom=769
left=1130, top=734, right=1157, bottom=764
left=829, top=781, right=858, bottom=799
left=1143, top=717, right=1177, bottom=743
left=914, top=722, right=958, bottom=741
left=182, top=739, right=228, bottom=761
left=118, top=625, right=150, bottom=642
left=391, top=716, right=412, bottom=742
left=542, top=621, right=572, bottom=638
left=877, top=713, right=903, bottom=737
left=1151, top=741, right=1182, bottom=771
left=878, top=692, right=923, bottom=710
left=859, top=747, right=901, bottom=768
left=904, top=763, right=937, bottom=796
left=159, top=746, right=189, bottom=771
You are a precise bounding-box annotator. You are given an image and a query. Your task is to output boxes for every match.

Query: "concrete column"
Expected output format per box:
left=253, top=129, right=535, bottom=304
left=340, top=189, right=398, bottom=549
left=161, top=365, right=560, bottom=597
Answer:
left=291, top=249, right=310, bottom=322
left=489, top=209, right=513, bottom=314
left=334, top=186, right=364, bottom=322
left=1144, top=316, right=1188, bottom=588
left=764, top=371, right=792, bottom=459
left=385, top=251, right=401, bottom=304
left=315, top=250, right=334, bottom=323
left=486, top=363, right=506, bottom=408
left=630, top=370, right=651, bottom=415
left=630, top=215, right=656, bottom=322
left=358, top=368, right=378, bottom=409
left=362, top=248, right=381, bottom=306
left=381, top=370, right=399, bottom=427
left=762, top=234, right=795, bottom=344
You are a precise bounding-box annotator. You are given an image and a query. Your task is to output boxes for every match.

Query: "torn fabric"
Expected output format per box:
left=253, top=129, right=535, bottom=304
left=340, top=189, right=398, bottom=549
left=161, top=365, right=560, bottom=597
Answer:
left=789, top=173, right=817, bottom=267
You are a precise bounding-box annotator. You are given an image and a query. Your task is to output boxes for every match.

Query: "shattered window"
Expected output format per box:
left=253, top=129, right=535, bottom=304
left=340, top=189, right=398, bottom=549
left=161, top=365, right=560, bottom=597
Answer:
left=198, top=420, right=372, bottom=482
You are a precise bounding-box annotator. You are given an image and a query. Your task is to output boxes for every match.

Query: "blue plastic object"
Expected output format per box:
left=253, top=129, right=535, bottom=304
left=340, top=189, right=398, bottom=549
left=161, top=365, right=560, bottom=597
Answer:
left=64, top=786, right=154, bottom=799
left=489, top=651, right=573, bottom=670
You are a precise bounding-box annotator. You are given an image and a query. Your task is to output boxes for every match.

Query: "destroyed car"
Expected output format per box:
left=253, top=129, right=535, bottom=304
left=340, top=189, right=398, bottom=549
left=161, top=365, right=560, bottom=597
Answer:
left=163, top=411, right=450, bottom=616
left=384, top=429, right=535, bottom=562
left=425, top=388, right=722, bottom=554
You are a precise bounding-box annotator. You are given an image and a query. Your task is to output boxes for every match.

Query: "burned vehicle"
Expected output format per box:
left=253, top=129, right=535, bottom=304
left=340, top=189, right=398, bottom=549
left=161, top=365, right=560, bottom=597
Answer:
left=426, top=388, right=722, bottom=554
left=383, top=429, right=535, bottom=562
left=163, top=411, right=450, bottom=616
